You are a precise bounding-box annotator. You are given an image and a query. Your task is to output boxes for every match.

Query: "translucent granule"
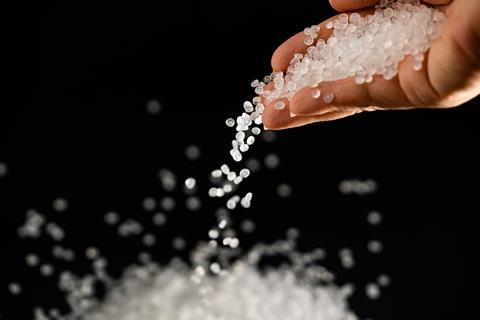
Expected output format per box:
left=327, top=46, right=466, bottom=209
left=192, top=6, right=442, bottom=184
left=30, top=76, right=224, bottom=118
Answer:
left=377, top=274, right=391, bottom=287
left=222, top=183, right=233, bottom=193
left=49, top=309, right=61, bottom=319
left=277, top=183, right=292, bottom=198
left=225, top=118, right=235, bottom=127
left=185, top=145, right=201, bottom=161
left=104, top=211, right=120, bottom=225
left=227, top=172, right=236, bottom=181
left=52, top=198, right=68, bottom=213
left=216, top=188, right=226, bottom=197
left=355, top=75, right=366, bottom=85
left=218, top=219, right=227, bottom=229
left=304, top=36, right=314, bottom=46
left=226, top=199, right=236, bottom=210
left=274, top=101, right=286, bottom=110
left=240, top=197, right=251, bottom=208
left=413, top=60, right=423, bottom=71
left=142, top=197, right=157, bottom=211
left=142, top=234, right=156, bottom=247
left=367, top=240, right=383, bottom=254
left=286, top=228, right=300, bottom=240
left=8, top=283, right=22, bottom=295
left=208, top=229, right=219, bottom=239
left=211, top=169, right=222, bottom=178
left=239, top=168, right=250, bottom=178
left=311, top=88, right=321, bottom=99
left=365, top=283, right=381, bottom=300
left=209, top=262, right=221, bottom=274
left=246, top=136, right=255, bottom=145
left=264, top=153, right=280, bottom=169
left=251, top=127, right=261, bottom=135
left=146, top=99, right=162, bottom=115
left=0, top=161, right=8, bottom=177
left=233, top=153, right=242, bottom=162
left=158, top=169, right=177, bottom=191
left=152, top=212, right=167, bottom=226
left=239, top=144, right=249, bottom=152
left=85, top=247, right=100, bottom=260
left=186, top=196, right=202, bottom=211
left=243, top=101, right=254, bottom=113
left=221, top=164, right=230, bottom=175
left=184, top=177, right=196, bottom=190
left=208, top=187, right=218, bottom=197
left=367, top=211, right=383, bottom=225
left=25, top=254, right=40, bottom=267
left=246, top=158, right=261, bottom=172
left=40, top=264, right=54, bottom=277
left=241, top=219, right=256, bottom=233
left=322, top=92, right=335, bottom=104
left=256, top=103, right=265, bottom=113
left=236, top=132, right=245, bottom=141
left=160, top=197, right=176, bottom=211
left=172, top=237, right=187, bottom=250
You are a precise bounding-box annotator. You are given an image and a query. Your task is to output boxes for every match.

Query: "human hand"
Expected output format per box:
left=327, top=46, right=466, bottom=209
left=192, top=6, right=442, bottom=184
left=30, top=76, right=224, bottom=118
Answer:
left=262, top=0, right=480, bottom=130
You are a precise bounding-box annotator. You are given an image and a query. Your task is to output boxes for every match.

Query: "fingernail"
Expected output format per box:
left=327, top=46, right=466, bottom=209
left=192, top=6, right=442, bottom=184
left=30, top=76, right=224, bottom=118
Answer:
left=263, top=125, right=269, bottom=130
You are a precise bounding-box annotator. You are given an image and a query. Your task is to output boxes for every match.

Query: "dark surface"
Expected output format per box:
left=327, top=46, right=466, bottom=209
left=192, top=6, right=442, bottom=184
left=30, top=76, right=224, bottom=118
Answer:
left=1, top=1, right=478, bottom=319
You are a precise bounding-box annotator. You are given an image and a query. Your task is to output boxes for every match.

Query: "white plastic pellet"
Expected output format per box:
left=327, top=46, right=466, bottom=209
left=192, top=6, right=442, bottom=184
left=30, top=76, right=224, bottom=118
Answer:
left=185, top=177, right=196, bottom=190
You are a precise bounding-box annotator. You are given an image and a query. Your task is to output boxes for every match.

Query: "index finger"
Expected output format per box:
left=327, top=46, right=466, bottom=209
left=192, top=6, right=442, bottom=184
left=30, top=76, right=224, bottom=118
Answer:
left=329, top=0, right=379, bottom=12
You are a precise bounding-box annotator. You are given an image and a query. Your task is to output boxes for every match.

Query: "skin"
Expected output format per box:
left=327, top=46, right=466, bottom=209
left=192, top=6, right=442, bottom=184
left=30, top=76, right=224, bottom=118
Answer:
left=262, top=0, right=480, bottom=130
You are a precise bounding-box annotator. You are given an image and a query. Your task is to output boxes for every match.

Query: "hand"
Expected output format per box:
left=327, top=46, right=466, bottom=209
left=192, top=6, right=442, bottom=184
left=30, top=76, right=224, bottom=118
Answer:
left=262, top=0, right=480, bottom=130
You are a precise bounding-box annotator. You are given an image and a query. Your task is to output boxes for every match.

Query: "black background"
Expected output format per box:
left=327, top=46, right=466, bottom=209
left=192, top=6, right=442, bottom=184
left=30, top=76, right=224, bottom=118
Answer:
left=1, top=1, right=478, bottom=319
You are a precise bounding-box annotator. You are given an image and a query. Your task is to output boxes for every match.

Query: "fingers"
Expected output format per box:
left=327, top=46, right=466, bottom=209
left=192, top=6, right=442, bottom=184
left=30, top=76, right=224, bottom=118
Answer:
left=329, top=0, right=379, bottom=12
left=266, top=51, right=443, bottom=125
left=262, top=104, right=361, bottom=130
left=286, top=56, right=442, bottom=118
left=289, top=74, right=412, bottom=117
left=261, top=82, right=362, bottom=129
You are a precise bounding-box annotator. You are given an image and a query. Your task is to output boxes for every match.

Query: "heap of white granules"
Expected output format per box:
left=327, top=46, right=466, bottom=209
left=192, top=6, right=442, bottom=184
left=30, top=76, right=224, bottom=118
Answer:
left=62, top=260, right=355, bottom=320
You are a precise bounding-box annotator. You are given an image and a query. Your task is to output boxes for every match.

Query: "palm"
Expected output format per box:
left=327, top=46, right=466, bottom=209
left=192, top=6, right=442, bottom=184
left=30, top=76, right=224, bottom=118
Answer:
left=262, top=0, right=480, bottom=130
